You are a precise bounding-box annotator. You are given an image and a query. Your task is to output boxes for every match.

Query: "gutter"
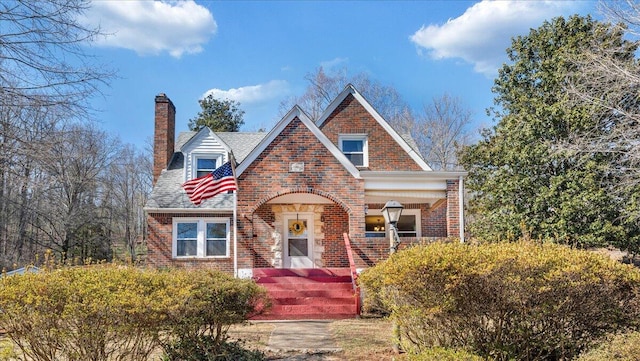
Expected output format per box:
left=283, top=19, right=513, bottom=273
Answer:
left=143, top=207, right=235, bottom=213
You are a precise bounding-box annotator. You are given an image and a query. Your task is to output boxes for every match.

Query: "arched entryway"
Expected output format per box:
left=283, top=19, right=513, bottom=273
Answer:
left=249, top=190, right=352, bottom=269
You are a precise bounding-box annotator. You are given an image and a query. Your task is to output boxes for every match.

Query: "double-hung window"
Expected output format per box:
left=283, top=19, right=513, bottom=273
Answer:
left=173, top=218, right=230, bottom=258
left=339, top=135, right=368, bottom=167
left=192, top=154, right=223, bottom=178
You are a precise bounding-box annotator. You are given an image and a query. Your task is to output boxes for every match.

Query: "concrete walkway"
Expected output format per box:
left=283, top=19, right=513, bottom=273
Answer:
left=266, top=320, right=342, bottom=354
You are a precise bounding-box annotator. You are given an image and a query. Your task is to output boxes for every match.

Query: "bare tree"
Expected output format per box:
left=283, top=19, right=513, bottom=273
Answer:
left=0, top=0, right=112, bottom=115
left=411, top=94, right=473, bottom=170
left=31, top=124, right=120, bottom=261
left=280, top=67, right=412, bottom=126
left=102, top=144, right=152, bottom=262
left=599, top=0, right=640, bottom=35
left=562, top=2, right=640, bottom=200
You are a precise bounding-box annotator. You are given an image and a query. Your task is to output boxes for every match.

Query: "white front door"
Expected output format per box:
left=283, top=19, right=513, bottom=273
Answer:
left=283, top=213, right=314, bottom=268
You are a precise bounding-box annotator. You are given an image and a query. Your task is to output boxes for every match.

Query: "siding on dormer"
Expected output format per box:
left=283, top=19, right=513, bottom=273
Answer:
left=182, top=130, right=229, bottom=181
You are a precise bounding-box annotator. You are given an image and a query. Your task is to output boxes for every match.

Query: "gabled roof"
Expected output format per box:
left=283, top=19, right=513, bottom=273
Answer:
left=145, top=152, right=235, bottom=211
left=180, top=127, right=232, bottom=154
left=316, top=84, right=433, bottom=171
left=236, top=106, right=361, bottom=178
left=146, top=130, right=266, bottom=212
left=217, top=132, right=267, bottom=163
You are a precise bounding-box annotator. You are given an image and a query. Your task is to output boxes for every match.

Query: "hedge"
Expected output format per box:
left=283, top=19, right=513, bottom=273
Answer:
left=359, top=241, right=640, bottom=361
left=0, top=265, right=268, bottom=361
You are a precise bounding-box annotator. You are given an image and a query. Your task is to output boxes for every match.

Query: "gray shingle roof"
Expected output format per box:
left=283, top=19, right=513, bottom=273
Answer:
left=145, top=153, right=235, bottom=210
left=217, top=132, right=267, bottom=162
left=176, top=131, right=196, bottom=151
left=146, top=131, right=267, bottom=211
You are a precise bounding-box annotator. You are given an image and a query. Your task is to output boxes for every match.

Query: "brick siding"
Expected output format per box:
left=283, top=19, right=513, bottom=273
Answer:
left=146, top=93, right=463, bottom=271
left=236, top=116, right=369, bottom=268
left=146, top=212, right=234, bottom=272
left=153, top=94, right=175, bottom=185
left=319, top=94, right=422, bottom=171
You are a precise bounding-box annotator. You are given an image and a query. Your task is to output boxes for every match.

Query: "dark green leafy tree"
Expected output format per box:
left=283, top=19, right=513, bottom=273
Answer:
left=460, top=16, right=638, bottom=247
left=188, top=95, right=245, bottom=132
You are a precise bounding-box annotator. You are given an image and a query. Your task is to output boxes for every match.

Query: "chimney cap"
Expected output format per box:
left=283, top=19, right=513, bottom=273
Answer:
left=155, top=93, right=174, bottom=109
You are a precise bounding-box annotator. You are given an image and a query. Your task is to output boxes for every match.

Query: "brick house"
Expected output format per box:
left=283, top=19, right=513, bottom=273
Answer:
left=145, top=85, right=466, bottom=279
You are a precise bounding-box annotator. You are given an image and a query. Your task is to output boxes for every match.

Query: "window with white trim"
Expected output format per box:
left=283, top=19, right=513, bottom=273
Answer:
left=339, top=135, right=368, bottom=167
left=192, top=154, right=223, bottom=178
left=365, top=209, right=421, bottom=238
left=173, top=218, right=230, bottom=258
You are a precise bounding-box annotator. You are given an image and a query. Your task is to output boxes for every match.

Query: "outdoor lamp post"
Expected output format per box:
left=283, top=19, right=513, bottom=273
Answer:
left=382, top=200, right=403, bottom=354
left=382, top=200, right=403, bottom=254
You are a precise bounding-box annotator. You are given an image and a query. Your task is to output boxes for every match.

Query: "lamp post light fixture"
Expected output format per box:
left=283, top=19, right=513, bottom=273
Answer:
left=382, top=200, right=404, bottom=254
left=382, top=200, right=403, bottom=353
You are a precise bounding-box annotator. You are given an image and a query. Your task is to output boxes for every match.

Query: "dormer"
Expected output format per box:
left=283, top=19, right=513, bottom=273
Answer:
left=179, top=127, right=231, bottom=183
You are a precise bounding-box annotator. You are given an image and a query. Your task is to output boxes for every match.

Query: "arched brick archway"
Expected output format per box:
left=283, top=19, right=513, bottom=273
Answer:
left=248, top=187, right=353, bottom=216
left=240, top=188, right=355, bottom=269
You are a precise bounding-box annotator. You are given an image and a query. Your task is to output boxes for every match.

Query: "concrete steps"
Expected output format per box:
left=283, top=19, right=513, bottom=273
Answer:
left=252, top=268, right=359, bottom=320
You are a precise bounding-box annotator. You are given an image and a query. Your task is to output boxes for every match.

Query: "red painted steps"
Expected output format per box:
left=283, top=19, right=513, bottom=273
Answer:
left=251, top=268, right=359, bottom=320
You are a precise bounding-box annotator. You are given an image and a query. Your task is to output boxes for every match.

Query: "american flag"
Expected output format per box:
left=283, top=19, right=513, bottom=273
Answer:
left=182, top=161, right=237, bottom=205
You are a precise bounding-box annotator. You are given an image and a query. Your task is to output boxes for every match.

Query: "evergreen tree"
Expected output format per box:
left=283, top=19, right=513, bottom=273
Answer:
left=188, top=95, right=245, bottom=132
left=460, top=16, right=638, bottom=247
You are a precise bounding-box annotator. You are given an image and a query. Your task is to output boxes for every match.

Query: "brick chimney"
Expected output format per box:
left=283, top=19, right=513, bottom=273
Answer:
left=153, top=93, right=175, bottom=185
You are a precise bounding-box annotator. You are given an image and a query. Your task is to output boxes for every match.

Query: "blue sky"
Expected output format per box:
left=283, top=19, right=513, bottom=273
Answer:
left=81, top=0, right=596, bottom=150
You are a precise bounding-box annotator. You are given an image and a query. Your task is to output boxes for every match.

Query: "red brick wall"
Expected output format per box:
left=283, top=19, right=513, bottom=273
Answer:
left=153, top=94, right=175, bottom=185
left=251, top=206, right=275, bottom=268
left=146, top=212, right=234, bottom=272
left=319, top=94, right=422, bottom=171
left=237, top=116, right=367, bottom=268
left=425, top=200, right=448, bottom=237
left=322, top=204, right=349, bottom=268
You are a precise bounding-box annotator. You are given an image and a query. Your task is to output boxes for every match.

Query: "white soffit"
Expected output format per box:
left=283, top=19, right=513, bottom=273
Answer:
left=365, top=190, right=446, bottom=199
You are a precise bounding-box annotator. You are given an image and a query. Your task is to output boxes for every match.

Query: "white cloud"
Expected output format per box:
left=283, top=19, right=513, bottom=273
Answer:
left=82, top=0, right=216, bottom=58
left=202, top=80, right=290, bottom=104
left=410, top=0, right=579, bottom=77
left=320, top=57, right=349, bottom=70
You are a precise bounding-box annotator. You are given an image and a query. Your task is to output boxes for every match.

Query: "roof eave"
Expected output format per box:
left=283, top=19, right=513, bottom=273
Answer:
left=144, top=207, right=234, bottom=213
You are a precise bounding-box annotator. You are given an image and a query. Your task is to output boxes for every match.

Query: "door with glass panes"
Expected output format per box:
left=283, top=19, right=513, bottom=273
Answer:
left=283, top=214, right=314, bottom=268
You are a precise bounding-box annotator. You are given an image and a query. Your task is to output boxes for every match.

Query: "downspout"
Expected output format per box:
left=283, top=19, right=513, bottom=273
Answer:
left=459, top=175, right=465, bottom=243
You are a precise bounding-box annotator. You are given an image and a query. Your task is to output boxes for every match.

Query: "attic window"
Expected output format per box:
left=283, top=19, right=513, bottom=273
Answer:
left=339, top=135, right=368, bottom=167
left=196, top=158, right=217, bottom=178
left=192, top=154, right=223, bottom=179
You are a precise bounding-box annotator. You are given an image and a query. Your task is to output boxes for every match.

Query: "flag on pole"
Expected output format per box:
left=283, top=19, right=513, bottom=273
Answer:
left=182, top=161, right=237, bottom=205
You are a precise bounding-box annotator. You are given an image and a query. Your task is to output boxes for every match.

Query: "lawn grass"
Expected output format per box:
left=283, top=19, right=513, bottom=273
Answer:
left=330, top=317, right=407, bottom=360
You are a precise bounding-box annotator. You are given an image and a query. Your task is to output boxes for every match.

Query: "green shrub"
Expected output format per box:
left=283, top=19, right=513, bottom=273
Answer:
left=0, top=265, right=269, bottom=361
left=160, top=269, right=270, bottom=359
left=576, top=331, right=640, bottom=361
left=359, top=241, right=640, bottom=361
left=161, top=336, right=265, bottom=361
left=407, top=347, right=483, bottom=361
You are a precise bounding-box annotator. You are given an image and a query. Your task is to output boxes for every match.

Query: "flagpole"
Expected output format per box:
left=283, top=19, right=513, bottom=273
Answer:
left=229, top=152, right=239, bottom=278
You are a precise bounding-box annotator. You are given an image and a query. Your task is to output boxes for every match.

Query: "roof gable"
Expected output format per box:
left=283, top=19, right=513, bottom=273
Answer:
left=316, top=84, right=432, bottom=171
left=236, top=106, right=360, bottom=178
left=180, top=127, right=231, bottom=154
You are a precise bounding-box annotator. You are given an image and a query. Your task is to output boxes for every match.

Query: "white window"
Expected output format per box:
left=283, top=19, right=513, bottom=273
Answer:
left=173, top=218, right=230, bottom=258
left=192, top=154, right=223, bottom=178
left=339, top=135, right=368, bottom=167
left=365, top=209, right=421, bottom=238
